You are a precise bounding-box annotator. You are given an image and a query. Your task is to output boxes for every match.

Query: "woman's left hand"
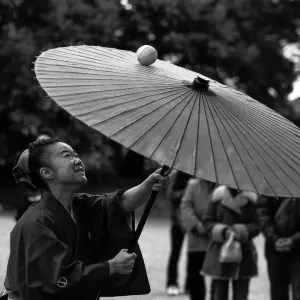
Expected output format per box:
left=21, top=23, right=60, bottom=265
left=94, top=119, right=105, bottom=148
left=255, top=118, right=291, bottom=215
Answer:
left=146, top=168, right=171, bottom=192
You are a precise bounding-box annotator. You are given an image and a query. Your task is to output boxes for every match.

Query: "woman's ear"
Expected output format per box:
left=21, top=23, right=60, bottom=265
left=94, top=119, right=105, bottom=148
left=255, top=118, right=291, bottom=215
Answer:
left=39, top=167, right=53, bottom=179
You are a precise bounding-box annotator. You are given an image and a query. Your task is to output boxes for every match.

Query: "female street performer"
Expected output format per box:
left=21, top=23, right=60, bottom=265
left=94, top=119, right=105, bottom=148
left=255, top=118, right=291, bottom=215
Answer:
left=3, top=137, right=169, bottom=300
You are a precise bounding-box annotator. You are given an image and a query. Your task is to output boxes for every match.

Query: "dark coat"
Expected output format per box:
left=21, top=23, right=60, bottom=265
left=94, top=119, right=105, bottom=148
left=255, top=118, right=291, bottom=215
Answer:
left=4, top=190, right=147, bottom=300
left=201, top=186, right=259, bottom=280
left=256, top=196, right=300, bottom=256
left=167, top=171, right=191, bottom=224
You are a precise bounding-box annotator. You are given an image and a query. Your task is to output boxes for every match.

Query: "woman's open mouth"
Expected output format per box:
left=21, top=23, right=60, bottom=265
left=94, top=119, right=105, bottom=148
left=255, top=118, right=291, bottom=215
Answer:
left=75, top=167, right=85, bottom=174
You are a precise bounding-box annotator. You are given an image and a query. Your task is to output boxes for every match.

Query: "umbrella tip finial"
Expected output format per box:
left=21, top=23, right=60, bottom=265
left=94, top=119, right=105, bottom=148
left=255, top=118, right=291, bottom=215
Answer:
left=192, top=76, right=210, bottom=91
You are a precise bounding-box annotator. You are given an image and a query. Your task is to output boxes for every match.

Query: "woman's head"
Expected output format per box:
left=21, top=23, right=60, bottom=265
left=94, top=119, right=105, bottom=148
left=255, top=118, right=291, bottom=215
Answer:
left=13, top=138, right=87, bottom=191
left=198, top=178, right=216, bottom=192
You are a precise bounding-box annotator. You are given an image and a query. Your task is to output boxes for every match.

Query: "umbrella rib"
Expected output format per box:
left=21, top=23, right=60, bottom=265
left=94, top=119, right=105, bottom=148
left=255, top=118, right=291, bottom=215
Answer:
left=208, top=97, right=260, bottom=194
left=194, top=92, right=200, bottom=177
left=38, top=75, right=178, bottom=85
left=73, top=89, right=188, bottom=120
left=41, top=50, right=134, bottom=66
left=212, top=85, right=256, bottom=103
left=234, top=103, right=300, bottom=151
left=63, top=46, right=137, bottom=62
left=218, top=96, right=300, bottom=168
left=42, top=85, right=187, bottom=101
left=37, top=57, right=183, bottom=82
left=37, top=64, right=180, bottom=81
left=212, top=89, right=300, bottom=156
left=213, top=87, right=300, bottom=142
left=91, top=89, right=192, bottom=131
left=79, top=46, right=135, bottom=61
left=148, top=91, right=198, bottom=162
left=203, top=94, right=239, bottom=190
left=211, top=100, right=278, bottom=196
left=202, top=93, right=219, bottom=184
left=48, top=46, right=165, bottom=75
left=168, top=92, right=199, bottom=168
left=126, top=90, right=195, bottom=153
left=36, top=68, right=179, bottom=85
left=221, top=91, right=299, bottom=136
left=216, top=99, right=296, bottom=196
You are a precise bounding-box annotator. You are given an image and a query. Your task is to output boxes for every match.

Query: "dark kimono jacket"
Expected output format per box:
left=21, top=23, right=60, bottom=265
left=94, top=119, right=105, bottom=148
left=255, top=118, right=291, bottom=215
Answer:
left=201, top=186, right=260, bottom=280
left=4, top=189, right=147, bottom=300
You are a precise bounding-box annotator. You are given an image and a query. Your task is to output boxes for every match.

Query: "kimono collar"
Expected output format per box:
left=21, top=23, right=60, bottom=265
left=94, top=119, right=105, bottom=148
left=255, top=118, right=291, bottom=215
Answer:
left=211, top=186, right=256, bottom=214
left=40, top=190, right=77, bottom=224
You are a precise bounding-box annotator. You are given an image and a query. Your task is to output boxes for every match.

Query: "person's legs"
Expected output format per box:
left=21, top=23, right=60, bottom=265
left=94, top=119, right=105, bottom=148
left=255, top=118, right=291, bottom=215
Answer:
left=166, top=222, right=185, bottom=288
left=186, top=251, right=206, bottom=300
left=265, top=249, right=289, bottom=300
left=210, top=279, right=229, bottom=300
left=232, top=278, right=250, bottom=300
left=289, top=257, right=300, bottom=300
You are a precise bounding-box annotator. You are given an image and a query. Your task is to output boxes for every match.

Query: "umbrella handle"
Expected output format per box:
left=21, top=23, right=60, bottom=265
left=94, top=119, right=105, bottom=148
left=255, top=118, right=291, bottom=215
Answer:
left=128, top=165, right=169, bottom=253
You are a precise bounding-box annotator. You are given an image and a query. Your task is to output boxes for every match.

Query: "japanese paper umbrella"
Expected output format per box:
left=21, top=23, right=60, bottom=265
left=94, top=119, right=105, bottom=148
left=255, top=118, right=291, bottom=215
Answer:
left=34, top=45, right=300, bottom=246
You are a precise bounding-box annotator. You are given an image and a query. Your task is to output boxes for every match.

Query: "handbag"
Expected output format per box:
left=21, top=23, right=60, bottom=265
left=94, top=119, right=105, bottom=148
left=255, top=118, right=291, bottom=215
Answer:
left=219, top=231, right=242, bottom=263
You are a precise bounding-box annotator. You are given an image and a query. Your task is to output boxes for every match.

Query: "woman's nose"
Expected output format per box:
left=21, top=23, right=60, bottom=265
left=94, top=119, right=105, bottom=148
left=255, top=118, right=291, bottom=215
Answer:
left=74, top=157, right=82, bottom=165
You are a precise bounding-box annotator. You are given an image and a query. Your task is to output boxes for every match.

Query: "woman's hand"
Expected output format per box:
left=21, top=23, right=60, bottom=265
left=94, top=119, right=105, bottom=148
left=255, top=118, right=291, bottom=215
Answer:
left=145, top=168, right=171, bottom=192
left=109, top=249, right=137, bottom=275
left=224, top=228, right=236, bottom=240
left=121, top=167, right=171, bottom=211
left=275, top=238, right=293, bottom=252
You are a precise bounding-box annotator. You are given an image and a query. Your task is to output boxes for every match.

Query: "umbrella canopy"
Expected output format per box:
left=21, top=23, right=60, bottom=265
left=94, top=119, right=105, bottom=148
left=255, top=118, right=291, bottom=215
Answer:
left=34, top=45, right=300, bottom=198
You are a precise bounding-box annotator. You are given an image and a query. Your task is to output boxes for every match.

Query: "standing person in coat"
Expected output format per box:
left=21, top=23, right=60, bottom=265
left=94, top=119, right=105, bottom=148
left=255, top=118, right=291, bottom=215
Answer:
left=180, top=178, right=216, bottom=300
left=165, top=170, right=191, bottom=296
left=256, top=196, right=300, bottom=300
left=3, top=137, right=170, bottom=300
left=202, top=186, right=259, bottom=300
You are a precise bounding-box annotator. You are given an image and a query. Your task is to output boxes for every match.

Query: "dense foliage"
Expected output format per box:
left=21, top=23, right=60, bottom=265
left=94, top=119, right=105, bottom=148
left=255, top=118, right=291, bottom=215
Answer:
left=0, top=0, right=299, bottom=179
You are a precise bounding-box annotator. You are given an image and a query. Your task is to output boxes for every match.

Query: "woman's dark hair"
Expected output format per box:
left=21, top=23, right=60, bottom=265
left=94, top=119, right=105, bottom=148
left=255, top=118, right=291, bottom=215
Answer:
left=28, top=137, right=61, bottom=190
left=38, top=127, right=55, bottom=139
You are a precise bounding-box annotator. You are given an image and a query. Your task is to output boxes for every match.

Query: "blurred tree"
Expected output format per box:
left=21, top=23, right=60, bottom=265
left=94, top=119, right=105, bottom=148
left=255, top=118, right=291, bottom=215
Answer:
left=0, top=0, right=123, bottom=177
left=118, top=0, right=300, bottom=117
left=0, top=0, right=299, bottom=178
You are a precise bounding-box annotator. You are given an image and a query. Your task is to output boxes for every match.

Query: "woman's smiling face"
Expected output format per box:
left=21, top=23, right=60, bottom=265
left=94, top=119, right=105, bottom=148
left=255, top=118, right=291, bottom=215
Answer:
left=44, top=142, right=87, bottom=187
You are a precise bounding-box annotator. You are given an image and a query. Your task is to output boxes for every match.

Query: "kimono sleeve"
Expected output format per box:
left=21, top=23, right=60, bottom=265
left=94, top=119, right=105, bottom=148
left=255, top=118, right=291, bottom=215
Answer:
left=23, top=220, right=109, bottom=298
left=76, top=190, right=134, bottom=231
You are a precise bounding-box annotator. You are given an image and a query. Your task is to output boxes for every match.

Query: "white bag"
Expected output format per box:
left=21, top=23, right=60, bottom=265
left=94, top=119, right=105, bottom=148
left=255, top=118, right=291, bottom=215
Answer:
left=219, top=232, right=242, bottom=263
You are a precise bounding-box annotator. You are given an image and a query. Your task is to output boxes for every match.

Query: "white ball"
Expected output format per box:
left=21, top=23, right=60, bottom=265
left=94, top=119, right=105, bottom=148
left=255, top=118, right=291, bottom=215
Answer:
left=136, top=45, right=157, bottom=66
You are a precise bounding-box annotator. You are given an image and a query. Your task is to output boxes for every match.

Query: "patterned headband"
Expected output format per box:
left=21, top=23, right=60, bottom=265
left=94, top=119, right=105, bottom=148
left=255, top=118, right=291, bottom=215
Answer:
left=12, top=149, right=35, bottom=188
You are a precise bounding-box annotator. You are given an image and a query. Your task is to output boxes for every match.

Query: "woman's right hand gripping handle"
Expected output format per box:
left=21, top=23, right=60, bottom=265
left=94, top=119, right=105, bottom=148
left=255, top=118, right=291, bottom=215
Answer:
left=108, top=249, right=137, bottom=275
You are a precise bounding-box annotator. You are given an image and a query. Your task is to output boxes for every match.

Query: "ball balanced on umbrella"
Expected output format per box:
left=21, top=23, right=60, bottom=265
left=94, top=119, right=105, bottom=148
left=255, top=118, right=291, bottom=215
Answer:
left=136, top=45, right=158, bottom=66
